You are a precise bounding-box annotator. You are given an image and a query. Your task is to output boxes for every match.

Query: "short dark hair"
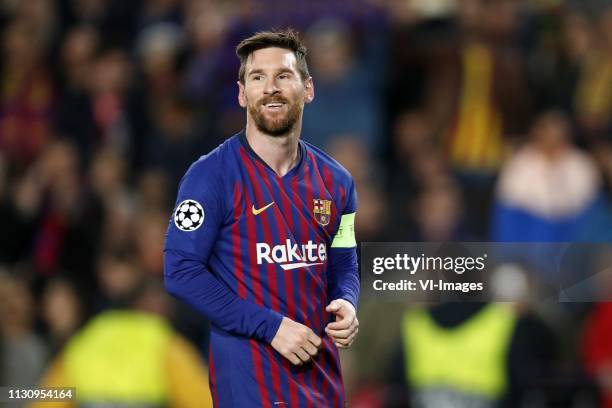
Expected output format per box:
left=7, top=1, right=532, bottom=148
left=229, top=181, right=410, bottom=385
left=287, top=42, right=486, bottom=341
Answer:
left=235, top=28, right=310, bottom=84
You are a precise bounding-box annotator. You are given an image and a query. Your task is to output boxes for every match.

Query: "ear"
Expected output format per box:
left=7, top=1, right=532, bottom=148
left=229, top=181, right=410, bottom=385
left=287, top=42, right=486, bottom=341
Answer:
left=237, top=81, right=247, bottom=108
left=304, top=77, right=314, bottom=104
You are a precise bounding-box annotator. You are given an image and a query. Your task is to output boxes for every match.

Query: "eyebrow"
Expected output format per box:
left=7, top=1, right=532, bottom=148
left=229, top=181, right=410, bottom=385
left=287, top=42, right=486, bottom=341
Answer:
left=247, top=68, right=295, bottom=77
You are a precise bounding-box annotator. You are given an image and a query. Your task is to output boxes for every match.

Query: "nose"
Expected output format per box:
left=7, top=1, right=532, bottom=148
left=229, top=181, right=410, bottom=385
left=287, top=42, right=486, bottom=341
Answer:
left=263, top=77, right=280, bottom=95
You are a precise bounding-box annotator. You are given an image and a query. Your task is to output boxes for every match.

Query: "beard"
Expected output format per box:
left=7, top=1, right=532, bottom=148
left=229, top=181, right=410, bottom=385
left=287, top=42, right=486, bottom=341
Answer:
left=247, top=95, right=303, bottom=137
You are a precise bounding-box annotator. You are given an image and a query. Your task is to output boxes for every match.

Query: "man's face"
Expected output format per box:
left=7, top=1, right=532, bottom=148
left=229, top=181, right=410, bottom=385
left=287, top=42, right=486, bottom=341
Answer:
left=238, top=47, right=314, bottom=136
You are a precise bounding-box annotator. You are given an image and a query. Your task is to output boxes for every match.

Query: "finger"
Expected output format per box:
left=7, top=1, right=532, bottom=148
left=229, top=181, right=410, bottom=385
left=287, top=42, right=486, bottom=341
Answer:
left=334, top=341, right=348, bottom=349
left=348, top=330, right=359, bottom=346
left=325, top=301, right=341, bottom=313
left=345, top=328, right=358, bottom=345
left=326, top=316, right=353, bottom=331
left=295, top=348, right=311, bottom=363
left=287, top=353, right=302, bottom=366
left=303, top=342, right=318, bottom=357
left=334, top=336, right=352, bottom=346
left=307, top=332, right=322, bottom=348
left=325, top=327, right=353, bottom=339
left=334, top=327, right=359, bottom=347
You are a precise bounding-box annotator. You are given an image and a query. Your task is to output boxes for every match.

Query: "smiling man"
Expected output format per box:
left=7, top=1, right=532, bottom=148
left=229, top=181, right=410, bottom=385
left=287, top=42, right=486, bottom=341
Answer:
left=163, top=29, right=360, bottom=407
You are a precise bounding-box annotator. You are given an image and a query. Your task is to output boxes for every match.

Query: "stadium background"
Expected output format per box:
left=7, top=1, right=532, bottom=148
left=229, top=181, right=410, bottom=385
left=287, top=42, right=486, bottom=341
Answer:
left=2, top=0, right=612, bottom=406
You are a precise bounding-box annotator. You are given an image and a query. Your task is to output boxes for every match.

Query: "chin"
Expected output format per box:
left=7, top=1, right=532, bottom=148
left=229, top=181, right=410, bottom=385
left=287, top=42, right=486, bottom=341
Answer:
left=260, top=124, right=294, bottom=137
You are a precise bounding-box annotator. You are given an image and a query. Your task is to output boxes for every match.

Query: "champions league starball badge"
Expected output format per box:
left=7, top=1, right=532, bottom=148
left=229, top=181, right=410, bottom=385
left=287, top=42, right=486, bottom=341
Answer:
left=174, top=199, right=205, bottom=231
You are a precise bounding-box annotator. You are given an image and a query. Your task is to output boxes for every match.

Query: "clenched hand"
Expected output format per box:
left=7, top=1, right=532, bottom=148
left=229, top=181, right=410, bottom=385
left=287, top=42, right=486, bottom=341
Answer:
left=325, top=299, right=358, bottom=348
left=271, top=317, right=322, bottom=365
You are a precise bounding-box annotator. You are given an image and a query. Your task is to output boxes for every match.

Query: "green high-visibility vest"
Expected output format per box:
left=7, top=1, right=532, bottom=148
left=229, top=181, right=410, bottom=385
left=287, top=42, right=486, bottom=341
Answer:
left=402, top=304, right=516, bottom=400
left=63, top=310, right=172, bottom=405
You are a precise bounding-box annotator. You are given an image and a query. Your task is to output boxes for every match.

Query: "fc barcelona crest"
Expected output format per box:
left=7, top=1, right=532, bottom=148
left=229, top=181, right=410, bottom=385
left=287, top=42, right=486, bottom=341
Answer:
left=313, top=198, right=332, bottom=226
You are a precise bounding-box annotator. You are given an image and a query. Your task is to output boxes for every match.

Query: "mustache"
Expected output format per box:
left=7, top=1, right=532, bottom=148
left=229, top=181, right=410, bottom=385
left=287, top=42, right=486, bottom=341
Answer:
left=259, top=96, right=289, bottom=106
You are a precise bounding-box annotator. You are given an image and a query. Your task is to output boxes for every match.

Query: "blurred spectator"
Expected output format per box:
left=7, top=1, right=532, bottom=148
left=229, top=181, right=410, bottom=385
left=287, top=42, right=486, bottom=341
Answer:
left=492, top=110, right=602, bottom=241
left=31, top=277, right=212, bottom=408
left=574, top=6, right=612, bottom=140
left=388, top=110, right=436, bottom=192
left=583, top=302, right=612, bottom=408
left=138, top=0, right=181, bottom=29
left=135, top=22, right=183, bottom=99
left=95, top=250, right=142, bottom=311
left=301, top=18, right=383, bottom=151
left=53, top=25, right=99, bottom=165
left=133, top=210, right=168, bottom=276
left=411, top=178, right=467, bottom=241
left=136, top=169, right=171, bottom=213
left=29, top=140, right=104, bottom=295
left=0, top=272, right=49, bottom=386
left=0, top=18, right=55, bottom=169
left=183, top=0, right=234, bottom=106
left=40, top=278, right=83, bottom=353
left=326, top=135, right=380, bottom=186
left=0, top=159, right=42, bottom=264
left=90, top=146, right=131, bottom=209
left=386, top=303, right=557, bottom=408
left=142, top=95, right=213, bottom=186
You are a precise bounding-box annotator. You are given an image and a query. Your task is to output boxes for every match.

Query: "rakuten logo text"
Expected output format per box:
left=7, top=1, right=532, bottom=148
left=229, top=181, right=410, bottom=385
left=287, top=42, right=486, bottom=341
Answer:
left=256, top=239, right=327, bottom=270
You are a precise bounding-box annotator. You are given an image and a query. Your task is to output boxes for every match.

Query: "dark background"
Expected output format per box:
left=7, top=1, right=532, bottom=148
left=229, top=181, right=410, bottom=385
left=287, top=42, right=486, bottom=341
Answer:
left=2, top=0, right=612, bottom=406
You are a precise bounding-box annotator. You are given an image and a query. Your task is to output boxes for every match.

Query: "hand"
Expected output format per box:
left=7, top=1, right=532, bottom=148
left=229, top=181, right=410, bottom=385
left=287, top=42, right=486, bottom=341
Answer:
left=271, top=317, right=322, bottom=365
left=325, top=299, right=358, bottom=349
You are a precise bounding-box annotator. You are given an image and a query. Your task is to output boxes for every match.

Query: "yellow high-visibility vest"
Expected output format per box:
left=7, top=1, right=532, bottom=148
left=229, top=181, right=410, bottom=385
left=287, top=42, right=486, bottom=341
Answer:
left=402, top=304, right=516, bottom=400
left=63, top=310, right=172, bottom=405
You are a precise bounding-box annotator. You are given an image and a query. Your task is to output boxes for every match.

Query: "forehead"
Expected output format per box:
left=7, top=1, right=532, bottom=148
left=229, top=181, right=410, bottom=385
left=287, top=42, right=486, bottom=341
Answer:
left=245, top=47, right=298, bottom=73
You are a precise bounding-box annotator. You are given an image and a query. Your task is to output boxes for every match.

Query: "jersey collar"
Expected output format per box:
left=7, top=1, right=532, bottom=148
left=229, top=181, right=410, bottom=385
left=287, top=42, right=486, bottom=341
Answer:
left=238, top=129, right=306, bottom=179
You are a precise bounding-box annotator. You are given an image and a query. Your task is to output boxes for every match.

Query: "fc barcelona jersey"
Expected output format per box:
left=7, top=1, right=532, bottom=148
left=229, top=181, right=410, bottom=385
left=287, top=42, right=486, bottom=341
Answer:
left=164, top=130, right=359, bottom=407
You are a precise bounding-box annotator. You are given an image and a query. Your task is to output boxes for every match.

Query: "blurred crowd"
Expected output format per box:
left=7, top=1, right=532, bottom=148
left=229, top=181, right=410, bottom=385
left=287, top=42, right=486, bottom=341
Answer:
left=3, top=0, right=612, bottom=406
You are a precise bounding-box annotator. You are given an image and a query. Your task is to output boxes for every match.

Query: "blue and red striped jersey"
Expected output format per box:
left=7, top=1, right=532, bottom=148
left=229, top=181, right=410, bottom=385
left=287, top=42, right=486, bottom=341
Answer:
left=164, top=130, right=359, bottom=407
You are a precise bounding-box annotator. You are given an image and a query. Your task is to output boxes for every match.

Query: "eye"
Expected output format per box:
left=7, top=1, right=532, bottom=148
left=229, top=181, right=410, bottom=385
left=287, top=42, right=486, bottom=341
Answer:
left=278, top=73, right=291, bottom=80
left=251, top=74, right=263, bottom=81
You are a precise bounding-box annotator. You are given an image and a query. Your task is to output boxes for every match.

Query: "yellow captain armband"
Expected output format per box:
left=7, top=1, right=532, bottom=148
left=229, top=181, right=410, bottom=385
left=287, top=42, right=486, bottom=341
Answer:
left=331, top=213, right=356, bottom=248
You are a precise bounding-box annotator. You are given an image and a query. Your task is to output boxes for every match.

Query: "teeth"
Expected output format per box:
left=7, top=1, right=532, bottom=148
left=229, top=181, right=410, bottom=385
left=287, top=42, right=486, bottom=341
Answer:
left=266, top=103, right=283, bottom=107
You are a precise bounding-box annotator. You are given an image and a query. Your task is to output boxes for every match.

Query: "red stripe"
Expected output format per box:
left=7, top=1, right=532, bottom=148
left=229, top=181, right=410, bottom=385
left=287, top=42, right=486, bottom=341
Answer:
left=241, top=148, right=284, bottom=406
left=239, top=160, right=271, bottom=407
left=209, top=349, right=218, bottom=406
left=339, top=185, right=346, bottom=212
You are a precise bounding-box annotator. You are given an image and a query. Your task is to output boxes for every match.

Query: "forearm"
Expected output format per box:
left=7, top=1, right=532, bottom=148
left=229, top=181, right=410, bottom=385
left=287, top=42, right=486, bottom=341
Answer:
left=164, top=249, right=283, bottom=343
left=327, top=247, right=360, bottom=308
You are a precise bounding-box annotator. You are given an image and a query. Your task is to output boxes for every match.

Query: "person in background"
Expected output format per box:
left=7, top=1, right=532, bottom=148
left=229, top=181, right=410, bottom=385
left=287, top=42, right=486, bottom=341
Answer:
left=492, top=110, right=602, bottom=242
left=31, top=277, right=212, bottom=408
left=0, top=271, right=49, bottom=386
left=386, top=302, right=557, bottom=408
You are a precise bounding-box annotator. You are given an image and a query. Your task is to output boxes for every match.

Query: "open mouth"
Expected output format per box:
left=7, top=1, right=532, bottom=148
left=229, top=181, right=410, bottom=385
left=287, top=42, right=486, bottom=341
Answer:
left=262, top=102, right=286, bottom=111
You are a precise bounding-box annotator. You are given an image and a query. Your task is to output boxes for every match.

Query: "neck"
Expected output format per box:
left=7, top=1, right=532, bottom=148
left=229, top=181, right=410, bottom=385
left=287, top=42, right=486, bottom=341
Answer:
left=245, top=118, right=302, bottom=177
